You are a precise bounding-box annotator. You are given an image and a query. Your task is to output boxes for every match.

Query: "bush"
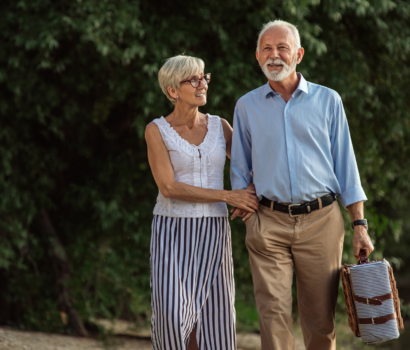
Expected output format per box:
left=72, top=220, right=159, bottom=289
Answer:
left=1, top=0, right=409, bottom=332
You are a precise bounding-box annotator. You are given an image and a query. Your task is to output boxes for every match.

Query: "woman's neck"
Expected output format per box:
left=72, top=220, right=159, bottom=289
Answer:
left=167, top=104, right=201, bottom=129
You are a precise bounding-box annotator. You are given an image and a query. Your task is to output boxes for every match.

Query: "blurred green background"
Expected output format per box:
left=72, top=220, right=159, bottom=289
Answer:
left=0, top=0, right=409, bottom=347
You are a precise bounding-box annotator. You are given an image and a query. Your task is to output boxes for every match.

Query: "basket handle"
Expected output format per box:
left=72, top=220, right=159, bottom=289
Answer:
left=358, top=249, right=369, bottom=264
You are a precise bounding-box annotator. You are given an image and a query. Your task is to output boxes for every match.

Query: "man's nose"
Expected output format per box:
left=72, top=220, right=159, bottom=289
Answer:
left=269, top=48, right=280, bottom=59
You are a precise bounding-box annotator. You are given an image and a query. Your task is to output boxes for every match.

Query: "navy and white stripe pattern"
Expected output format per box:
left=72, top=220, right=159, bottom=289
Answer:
left=150, top=215, right=236, bottom=350
left=350, top=262, right=400, bottom=344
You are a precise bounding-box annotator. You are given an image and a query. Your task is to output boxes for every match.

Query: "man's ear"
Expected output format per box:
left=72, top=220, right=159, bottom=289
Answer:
left=167, top=86, right=178, bottom=99
left=296, top=47, right=305, bottom=64
left=255, top=50, right=261, bottom=66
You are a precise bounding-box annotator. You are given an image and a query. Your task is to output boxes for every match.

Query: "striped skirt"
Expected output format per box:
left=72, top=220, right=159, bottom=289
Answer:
left=150, top=215, right=236, bottom=350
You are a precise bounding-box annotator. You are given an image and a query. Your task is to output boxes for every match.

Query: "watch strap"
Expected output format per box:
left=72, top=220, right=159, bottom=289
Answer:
left=351, top=219, right=368, bottom=229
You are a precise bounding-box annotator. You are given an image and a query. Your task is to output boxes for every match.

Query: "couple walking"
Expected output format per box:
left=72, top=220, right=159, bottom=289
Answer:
left=145, top=20, right=374, bottom=350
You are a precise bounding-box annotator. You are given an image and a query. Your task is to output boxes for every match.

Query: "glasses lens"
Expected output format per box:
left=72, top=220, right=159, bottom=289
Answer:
left=188, top=74, right=211, bottom=87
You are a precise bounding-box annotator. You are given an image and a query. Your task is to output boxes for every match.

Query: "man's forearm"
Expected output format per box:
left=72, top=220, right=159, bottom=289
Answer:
left=346, top=201, right=364, bottom=221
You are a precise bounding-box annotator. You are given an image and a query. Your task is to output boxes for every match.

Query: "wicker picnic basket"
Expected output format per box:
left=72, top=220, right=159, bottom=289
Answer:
left=340, top=253, right=404, bottom=344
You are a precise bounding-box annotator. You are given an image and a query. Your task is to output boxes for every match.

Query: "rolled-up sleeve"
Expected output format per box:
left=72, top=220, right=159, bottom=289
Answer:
left=331, top=98, right=367, bottom=208
left=230, top=103, right=253, bottom=190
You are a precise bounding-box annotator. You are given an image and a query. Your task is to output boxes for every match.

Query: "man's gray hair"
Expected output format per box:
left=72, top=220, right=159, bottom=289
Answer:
left=256, top=20, right=301, bottom=52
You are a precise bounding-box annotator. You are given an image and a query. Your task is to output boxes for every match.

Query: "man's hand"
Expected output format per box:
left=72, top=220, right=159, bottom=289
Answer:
left=230, top=207, right=253, bottom=221
left=352, top=225, right=374, bottom=260
left=347, top=201, right=374, bottom=260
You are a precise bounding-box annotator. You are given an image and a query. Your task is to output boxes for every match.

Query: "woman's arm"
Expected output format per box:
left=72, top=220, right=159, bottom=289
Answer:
left=145, top=123, right=259, bottom=212
left=220, top=118, right=232, bottom=159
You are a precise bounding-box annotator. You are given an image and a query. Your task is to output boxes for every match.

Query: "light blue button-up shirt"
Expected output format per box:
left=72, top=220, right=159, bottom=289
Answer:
left=230, top=74, right=367, bottom=208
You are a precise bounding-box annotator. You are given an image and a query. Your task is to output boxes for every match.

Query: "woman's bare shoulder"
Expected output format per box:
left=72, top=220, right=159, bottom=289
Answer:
left=145, top=121, right=161, bottom=140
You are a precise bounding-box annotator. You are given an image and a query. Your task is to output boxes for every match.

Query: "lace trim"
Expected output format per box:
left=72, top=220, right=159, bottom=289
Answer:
left=156, top=114, right=221, bottom=156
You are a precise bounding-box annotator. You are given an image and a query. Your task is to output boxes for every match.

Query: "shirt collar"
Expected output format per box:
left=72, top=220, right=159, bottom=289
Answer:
left=296, top=73, right=309, bottom=94
left=263, top=82, right=278, bottom=97
left=263, top=72, right=309, bottom=98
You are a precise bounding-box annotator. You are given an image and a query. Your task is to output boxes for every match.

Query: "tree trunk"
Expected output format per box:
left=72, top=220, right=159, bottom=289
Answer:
left=38, top=209, right=88, bottom=336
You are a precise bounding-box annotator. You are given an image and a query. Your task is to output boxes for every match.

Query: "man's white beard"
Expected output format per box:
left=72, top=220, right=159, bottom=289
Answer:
left=261, top=54, right=297, bottom=82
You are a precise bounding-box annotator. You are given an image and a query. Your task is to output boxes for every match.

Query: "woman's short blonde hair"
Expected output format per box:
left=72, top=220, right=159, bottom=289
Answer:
left=158, top=55, right=205, bottom=104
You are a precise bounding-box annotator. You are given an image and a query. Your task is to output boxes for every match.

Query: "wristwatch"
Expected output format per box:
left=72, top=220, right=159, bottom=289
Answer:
left=351, top=219, right=368, bottom=229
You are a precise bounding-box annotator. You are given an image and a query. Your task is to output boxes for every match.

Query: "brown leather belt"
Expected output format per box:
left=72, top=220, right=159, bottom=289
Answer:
left=359, top=313, right=396, bottom=325
left=260, top=194, right=336, bottom=217
left=354, top=292, right=393, bottom=306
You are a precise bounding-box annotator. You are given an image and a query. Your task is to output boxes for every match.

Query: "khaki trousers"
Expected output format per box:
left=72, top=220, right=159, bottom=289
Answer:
left=245, top=200, right=345, bottom=350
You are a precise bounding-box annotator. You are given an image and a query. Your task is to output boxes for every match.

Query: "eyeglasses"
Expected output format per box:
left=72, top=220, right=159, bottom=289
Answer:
left=180, top=73, right=211, bottom=88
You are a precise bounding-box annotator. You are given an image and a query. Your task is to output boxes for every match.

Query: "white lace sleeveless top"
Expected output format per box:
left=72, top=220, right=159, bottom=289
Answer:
left=152, top=114, right=228, bottom=218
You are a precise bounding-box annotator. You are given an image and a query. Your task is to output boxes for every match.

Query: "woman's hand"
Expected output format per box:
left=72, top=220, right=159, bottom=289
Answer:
left=229, top=182, right=257, bottom=221
left=225, top=190, right=259, bottom=212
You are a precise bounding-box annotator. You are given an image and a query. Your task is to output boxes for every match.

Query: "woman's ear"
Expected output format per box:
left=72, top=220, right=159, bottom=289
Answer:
left=167, top=86, right=178, bottom=100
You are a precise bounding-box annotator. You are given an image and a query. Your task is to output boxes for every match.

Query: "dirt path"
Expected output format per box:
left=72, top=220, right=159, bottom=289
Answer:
left=0, top=327, right=151, bottom=350
left=3, top=320, right=404, bottom=350
left=0, top=327, right=267, bottom=350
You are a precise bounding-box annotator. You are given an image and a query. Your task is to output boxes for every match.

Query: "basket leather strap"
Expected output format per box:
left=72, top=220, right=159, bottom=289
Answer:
left=358, top=313, right=396, bottom=325
left=354, top=292, right=393, bottom=306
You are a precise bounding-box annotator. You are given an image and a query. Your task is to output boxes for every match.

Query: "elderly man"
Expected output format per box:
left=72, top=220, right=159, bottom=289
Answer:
left=230, top=20, right=374, bottom=350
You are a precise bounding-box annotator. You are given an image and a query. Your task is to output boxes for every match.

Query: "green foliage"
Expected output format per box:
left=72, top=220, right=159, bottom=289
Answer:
left=0, top=0, right=409, bottom=331
left=235, top=299, right=260, bottom=333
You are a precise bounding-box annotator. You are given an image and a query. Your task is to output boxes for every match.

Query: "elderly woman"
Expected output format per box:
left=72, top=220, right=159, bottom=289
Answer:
left=145, top=55, right=258, bottom=350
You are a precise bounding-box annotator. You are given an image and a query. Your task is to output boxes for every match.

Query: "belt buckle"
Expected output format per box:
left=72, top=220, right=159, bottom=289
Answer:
left=288, top=204, right=301, bottom=217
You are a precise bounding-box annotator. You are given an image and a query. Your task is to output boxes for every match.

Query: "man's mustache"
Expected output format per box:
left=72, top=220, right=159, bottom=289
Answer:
left=265, top=59, right=289, bottom=68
